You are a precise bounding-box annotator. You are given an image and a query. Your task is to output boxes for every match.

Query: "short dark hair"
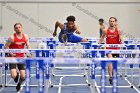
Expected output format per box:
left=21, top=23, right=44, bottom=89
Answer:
left=66, top=15, right=76, bottom=22
left=98, top=18, right=104, bottom=22
left=109, top=17, right=117, bottom=22
left=14, top=23, right=22, bottom=29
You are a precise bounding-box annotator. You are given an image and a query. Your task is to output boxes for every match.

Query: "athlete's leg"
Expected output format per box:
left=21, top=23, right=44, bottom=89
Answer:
left=69, top=34, right=88, bottom=43
left=9, top=64, right=19, bottom=83
left=19, top=69, right=25, bottom=84
left=61, top=34, right=67, bottom=45
left=80, top=38, right=88, bottom=42
left=16, top=64, right=25, bottom=92
left=107, top=54, right=113, bottom=84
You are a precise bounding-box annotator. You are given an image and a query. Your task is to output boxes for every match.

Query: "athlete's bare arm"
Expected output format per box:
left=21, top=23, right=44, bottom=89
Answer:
left=53, top=21, right=64, bottom=37
left=100, top=25, right=105, bottom=31
left=4, top=35, right=14, bottom=49
left=98, top=29, right=106, bottom=44
left=24, top=34, right=31, bottom=49
left=74, top=25, right=81, bottom=34
left=4, top=35, right=15, bottom=56
left=118, top=28, right=124, bottom=44
left=24, top=34, right=32, bottom=57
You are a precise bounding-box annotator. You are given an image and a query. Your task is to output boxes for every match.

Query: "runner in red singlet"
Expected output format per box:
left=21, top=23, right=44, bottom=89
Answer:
left=98, top=17, right=123, bottom=84
left=4, top=23, right=31, bottom=92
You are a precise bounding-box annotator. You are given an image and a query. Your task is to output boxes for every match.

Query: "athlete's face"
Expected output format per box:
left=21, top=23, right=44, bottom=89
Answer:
left=14, top=24, right=22, bottom=34
left=67, top=21, right=75, bottom=29
left=99, top=21, right=103, bottom=25
left=109, top=18, right=116, bottom=27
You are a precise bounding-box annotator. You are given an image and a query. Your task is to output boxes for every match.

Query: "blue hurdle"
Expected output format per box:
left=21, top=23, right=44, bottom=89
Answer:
left=1, top=48, right=140, bottom=93
left=25, top=59, right=46, bottom=93
left=0, top=36, right=140, bottom=93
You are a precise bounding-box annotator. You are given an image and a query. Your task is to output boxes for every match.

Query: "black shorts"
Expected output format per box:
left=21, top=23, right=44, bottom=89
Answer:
left=9, top=63, right=25, bottom=70
left=106, top=54, right=119, bottom=58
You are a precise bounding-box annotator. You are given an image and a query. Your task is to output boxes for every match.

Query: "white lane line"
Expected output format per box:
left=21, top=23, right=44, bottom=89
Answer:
left=58, top=77, right=65, bottom=93
left=123, top=77, right=140, bottom=93
left=95, top=81, right=101, bottom=93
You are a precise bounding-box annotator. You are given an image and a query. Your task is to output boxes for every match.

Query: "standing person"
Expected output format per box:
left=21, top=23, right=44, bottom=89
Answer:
left=99, top=18, right=105, bottom=38
left=4, top=23, right=31, bottom=92
left=98, top=17, right=123, bottom=84
left=98, top=18, right=105, bottom=46
left=53, top=15, right=88, bottom=45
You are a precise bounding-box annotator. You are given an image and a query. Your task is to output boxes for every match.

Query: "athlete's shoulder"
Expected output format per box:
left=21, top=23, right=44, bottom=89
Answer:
left=100, top=25, right=105, bottom=29
left=8, top=34, right=14, bottom=43
left=56, top=21, right=64, bottom=29
left=116, top=28, right=122, bottom=35
left=116, top=27, right=121, bottom=31
left=73, top=25, right=78, bottom=30
left=23, top=33, right=29, bottom=40
left=115, top=27, right=121, bottom=33
left=102, top=28, right=107, bottom=33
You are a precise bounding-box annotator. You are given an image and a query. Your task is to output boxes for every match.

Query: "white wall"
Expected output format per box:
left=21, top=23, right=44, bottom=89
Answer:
left=0, top=1, right=140, bottom=39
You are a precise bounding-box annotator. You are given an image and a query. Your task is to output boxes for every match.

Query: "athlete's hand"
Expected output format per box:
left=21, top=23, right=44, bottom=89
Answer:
left=10, top=53, right=16, bottom=57
left=120, top=41, right=124, bottom=44
left=25, top=53, right=33, bottom=58
left=53, top=31, right=57, bottom=37
left=75, top=30, right=81, bottom=34
left=98, top=41, right=101, bottom=44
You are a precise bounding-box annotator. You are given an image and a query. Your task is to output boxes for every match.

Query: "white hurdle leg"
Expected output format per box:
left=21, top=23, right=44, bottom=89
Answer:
left=86, top=64, right=91, bottom=86
left=90, top=61, right=95, bottom=93
left=44, top=60, right=50, bottom=93
left=130, top=63, right=134, bottom=88
left=138, top=64, right=140, bottom=88
left=119, top=62, right=123, bottom=77
left=124, top=63, right=128, bottom=77
left=0, top=64, right=2, bottom=87
left=44, top=80, right=49, bottom=93
left=50, top=63, right=54, bottom=87
left=124, top=48, right=128, bottom=77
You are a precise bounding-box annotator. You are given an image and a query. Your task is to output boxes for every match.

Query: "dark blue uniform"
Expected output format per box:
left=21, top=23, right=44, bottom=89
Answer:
left=58, top=23, right=82, bottom=43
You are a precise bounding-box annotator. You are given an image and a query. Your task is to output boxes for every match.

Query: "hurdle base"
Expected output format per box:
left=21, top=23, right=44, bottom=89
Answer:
left=4, top=84, right=8, bottom=87
left=86, top=80, right=91, bottom=86
left=51, top=74, right=86, bottom=77
left=0, top=84, right=3, bottom=87
left=51, top=84, right=89, bottom=87
left=96, top=86, right=132, bottom=88
left=50, top=84, right=53, bottom=88
left=125, top=74, right=127, bottom=77
left=3, top=84, right=39, bottom=87
left=131, top=85, right=133, bottom=88
left=52, top=74, right=55, bottom=77
left=83, top=74, right=86, bottom=77
left=88, top=84, right=91, bottom=86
